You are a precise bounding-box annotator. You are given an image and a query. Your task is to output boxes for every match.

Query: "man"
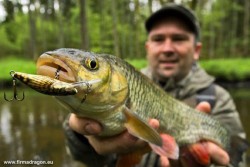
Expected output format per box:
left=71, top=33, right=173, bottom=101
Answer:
left=63, top=3, right=247, bottom=167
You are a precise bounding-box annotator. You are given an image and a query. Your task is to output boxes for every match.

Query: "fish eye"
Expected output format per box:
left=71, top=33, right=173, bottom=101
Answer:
left=85, top=58, right=99, bottom=70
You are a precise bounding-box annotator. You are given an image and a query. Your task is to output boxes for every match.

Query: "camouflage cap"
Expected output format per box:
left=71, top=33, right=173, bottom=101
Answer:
left=145, top=3, right=200, bottom=41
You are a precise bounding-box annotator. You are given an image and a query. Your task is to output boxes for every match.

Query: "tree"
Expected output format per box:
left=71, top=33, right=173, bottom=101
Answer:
left=243, top=0, right=250, bottom=56
left=3, top=0, right=15, bottom=22
left=111, top=0, right=120, bottom=57
left=79, top=0, right=89, bottom=50
left=28, top=0, right=37, bottom=59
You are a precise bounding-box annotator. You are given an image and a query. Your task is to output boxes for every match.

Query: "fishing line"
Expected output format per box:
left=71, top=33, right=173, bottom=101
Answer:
left=55, top=67, right=62, bottom=79
left=54, top=66, right=101, bottom=110
left=72, top=79, right=103, bottom=112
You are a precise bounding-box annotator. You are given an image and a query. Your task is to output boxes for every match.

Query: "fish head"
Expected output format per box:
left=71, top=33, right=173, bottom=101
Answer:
left=36, top=48, right=128, bottom=115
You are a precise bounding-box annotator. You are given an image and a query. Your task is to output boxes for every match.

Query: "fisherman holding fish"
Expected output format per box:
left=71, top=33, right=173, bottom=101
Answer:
left=64, top=3, right=248, bottom=167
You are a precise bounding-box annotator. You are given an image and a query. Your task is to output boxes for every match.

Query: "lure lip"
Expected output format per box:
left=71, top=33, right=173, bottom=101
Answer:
left=36, top=53, right=76, bottom=83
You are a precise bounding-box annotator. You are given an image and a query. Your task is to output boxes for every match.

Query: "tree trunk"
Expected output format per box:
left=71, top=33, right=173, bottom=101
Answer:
left=58, top=0, right=65, bottom=48
left=28, top=0, right=37, bottom=60
left=148, top=0, right=153, bottom=14
left=79, top=0, right=89, bottom=50
left=243, top=0, right=250, bottom=56
left=190, top=0, right=198, bottom=10
left=99, top=0, right=105, bottom=52
left=111, top=0, right=120, bottom=57
left=230, top=5, right=238, bottom=57
left=134, top=0, right=141, bottom=58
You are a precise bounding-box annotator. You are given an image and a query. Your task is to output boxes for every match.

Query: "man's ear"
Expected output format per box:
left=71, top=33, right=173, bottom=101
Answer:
left=194, top=42, right=202, bottom=60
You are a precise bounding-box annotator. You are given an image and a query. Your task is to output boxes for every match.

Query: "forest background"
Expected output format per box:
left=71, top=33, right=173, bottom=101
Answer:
left=0, top=0, right=250, bottom=82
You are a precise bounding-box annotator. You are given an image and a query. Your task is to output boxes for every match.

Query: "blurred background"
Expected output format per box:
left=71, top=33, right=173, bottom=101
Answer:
left=0, top=0, right=249, bottom=59
left=0, top=0, right=250, bottom=166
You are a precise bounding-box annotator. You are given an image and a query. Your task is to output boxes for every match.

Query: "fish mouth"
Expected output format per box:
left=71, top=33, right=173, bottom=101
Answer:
left=36, top=53, right=76, bottom=82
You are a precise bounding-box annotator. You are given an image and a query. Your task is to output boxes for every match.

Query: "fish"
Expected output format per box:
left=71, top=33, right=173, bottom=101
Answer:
left=12, top=48, right=248, bottom=167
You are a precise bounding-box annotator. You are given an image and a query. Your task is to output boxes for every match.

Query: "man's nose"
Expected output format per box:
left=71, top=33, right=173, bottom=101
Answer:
left=161, top=39, right=174, bottom=52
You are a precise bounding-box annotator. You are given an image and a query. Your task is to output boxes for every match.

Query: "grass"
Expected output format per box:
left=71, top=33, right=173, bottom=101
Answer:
left=126, top=59, right=148, bottom=70
left=199, top=58, right=250, bottom=81
left=0, top=57, right=250, bottom=82
left=0, top=57, right=36, bottom=80
left=128, top=58, right=250, bottom=81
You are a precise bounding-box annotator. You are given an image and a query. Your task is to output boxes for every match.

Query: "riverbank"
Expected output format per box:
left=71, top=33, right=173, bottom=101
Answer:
left=1, top=57, right=250, bottom=88
left=129, top=58, right=250, bottom=88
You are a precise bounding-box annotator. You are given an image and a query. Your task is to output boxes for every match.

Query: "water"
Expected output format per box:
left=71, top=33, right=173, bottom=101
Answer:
left=0, top=89, right=250, bottom=167
left=0, top=90, right=74, bottom=167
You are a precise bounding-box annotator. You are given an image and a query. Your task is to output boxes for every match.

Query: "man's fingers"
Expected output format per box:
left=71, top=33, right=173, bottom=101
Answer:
left=206, top=142, right=230, bottom=165
left=186, top=142, right=210, bottom=165
left=148, top=118, right=160, bottom=129
left=196, top=101, right=211, bottom=114
left=69, top=114, right=102, bottom=135
left=160, top=156, right=170, bottom=167
left=86, top=130, right=147, bottom=155
left=187, top=142, right=229, bottom=166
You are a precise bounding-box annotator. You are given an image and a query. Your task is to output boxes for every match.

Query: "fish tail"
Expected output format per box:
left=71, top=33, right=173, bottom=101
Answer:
left=174, top=142, right=210, bottom=167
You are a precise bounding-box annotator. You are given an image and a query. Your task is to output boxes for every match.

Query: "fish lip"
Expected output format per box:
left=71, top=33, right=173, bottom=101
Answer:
left=36, top=53, right=76, bottom=82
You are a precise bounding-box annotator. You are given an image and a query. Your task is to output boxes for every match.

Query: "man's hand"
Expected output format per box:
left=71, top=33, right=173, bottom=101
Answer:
left=192, top=102, right=229, bottom=165
left=68, top=101, right=230, bottom=166
left=69, top=115, right=147, bottom=155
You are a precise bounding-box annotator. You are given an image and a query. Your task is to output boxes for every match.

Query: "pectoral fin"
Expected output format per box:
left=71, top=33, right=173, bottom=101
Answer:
left=123, top=108, right=179, bottom=159
left=151, top=134, right=179, bottom=159
left=123, top=108, right=162, bottom=146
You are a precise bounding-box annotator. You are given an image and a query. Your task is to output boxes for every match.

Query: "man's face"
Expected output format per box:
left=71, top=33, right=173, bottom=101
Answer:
left=145, top=18, right=202, bottom=81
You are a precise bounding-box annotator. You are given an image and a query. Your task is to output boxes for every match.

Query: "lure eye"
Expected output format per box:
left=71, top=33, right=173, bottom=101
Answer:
left=85, top=58, right=99, bottom=70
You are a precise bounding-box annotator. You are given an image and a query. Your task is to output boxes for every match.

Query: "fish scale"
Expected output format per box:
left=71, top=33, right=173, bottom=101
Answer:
left=104, top=54, right=229, bottom=148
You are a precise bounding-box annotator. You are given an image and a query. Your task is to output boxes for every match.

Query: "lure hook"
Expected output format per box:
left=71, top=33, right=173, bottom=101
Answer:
left=3, top=70, right=25, bottom=102
left=80, top=82, right=92, bottom=103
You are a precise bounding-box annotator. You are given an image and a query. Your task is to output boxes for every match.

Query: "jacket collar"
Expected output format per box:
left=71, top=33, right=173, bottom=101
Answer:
left=141, top=63, right=215, bottom=99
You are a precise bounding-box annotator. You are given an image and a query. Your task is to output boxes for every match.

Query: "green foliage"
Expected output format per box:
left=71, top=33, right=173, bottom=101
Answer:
left=0, top=57, right=250, bottom=82
left=0, top=0, right=249, bottom=60
left=0, top=57, right=36, bottom=80
left=0, top=12, right=29, bottom=57
left=198, top=0, right=249, bottom=58
left=0, top=25, right=20, bottom=54
left=126, top=59, right=147, bottom=70
left=127, top=58, right=250, bottom=82
left=200, top=59, right=250, bottom=81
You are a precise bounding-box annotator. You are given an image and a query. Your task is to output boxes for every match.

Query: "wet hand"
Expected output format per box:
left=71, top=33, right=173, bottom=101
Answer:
left=69, top=114, right=102, bottom=135
left=68, top=114, right=148, bottom=155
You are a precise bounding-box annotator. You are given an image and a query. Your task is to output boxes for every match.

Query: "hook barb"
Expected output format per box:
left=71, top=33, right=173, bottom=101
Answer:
left=3, top=70, right=25, bottom=102
left=14, top=91, right=25, bottom=101
left=4, top=92, right=14, bottom=102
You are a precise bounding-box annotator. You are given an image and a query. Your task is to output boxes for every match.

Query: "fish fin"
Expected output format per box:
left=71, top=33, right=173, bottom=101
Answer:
left=116, top=146, right=151, bottom=167
left=123, top=108, right=179, bottom=159
left=177, top=144, right=210, bottom=167
left=186, top=142, right=210, bottom=165
left=150, top=134, right=179, bottom=159
left=229, top=135, right=249, bottom=167
left=123, top=108, right=162, bottom=146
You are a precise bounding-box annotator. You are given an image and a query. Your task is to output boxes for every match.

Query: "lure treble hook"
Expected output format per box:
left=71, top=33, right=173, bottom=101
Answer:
left=3, top=70, right=25, bottom=102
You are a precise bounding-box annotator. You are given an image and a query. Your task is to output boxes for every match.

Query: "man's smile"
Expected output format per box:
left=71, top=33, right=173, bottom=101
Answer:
left=159, top=58, right=179, bottom=69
